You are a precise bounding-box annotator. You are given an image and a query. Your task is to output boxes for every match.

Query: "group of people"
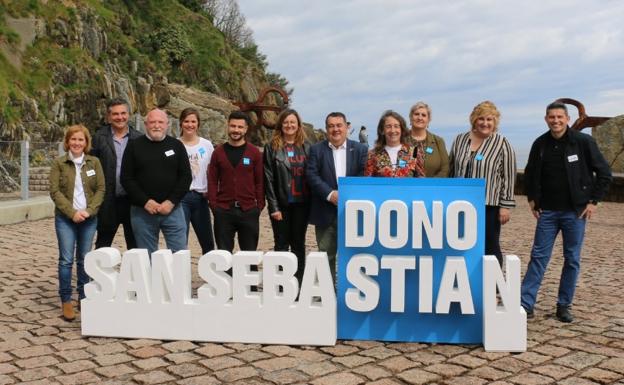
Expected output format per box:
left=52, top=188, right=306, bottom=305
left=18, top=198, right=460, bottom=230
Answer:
left=50, top=98, right=611, bottom=325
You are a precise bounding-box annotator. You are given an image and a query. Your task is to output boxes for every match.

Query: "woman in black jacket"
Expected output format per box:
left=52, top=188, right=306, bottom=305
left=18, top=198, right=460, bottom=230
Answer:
left=263, top=109, right=311, bottom=284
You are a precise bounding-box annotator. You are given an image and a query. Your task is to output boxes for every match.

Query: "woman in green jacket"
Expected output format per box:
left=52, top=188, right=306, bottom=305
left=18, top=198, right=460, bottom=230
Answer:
left=49, top=124, right=105, bottom=321
left=408, top=101, right=450, bottom=177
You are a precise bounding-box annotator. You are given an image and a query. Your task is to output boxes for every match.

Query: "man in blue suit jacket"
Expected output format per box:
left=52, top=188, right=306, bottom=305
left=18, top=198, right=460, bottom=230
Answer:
left=307, top=112, right=368, bottom=281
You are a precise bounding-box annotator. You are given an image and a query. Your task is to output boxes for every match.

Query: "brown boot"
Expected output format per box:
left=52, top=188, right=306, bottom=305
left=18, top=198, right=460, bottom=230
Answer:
left=62, top=302, right=75, bottom=321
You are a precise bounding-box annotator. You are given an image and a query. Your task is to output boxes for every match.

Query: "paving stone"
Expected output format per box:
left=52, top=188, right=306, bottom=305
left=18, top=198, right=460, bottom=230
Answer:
left=579, top=368, right=622, bottom=384
left=312, top=371, right=366, bottom=385
left=132, top=357, right=168, bottom=370
left=405, top=351, right=446, bottom=365
left=176, top=375, right=221, bottom=385
left=506, top=372, right=554, bottom=384
left=233, top=349, right=272, bottom=362
left=123, top=339, right=161, bottom=349
left=490, top=356, right=532, bottom=373
left=55, top=370, right=101, bottom=385
left=396, top=368, right=441, bottom=384
left=289, top=349, right=330, bottom=362
left=379, top=356, right=420, bottom=372
left=161, top=340, right=197, bottom=353
left=52, top=340, right=91, bottom=351
left=554, top=352, right=607, bottom=370
left=165, top=352, right=201, bottom=364
left=86, top=342, right=126, bottom=356
left=128, top=346, right=168, bottom=359
left=56, top=360, right=97, bottom=374
left=199, top=356, right=244, bottom=370
left=469, top=366, right=512, bottom=381
left=0, top=363, right=18, bottom=374
left=352, top=364, right=391, bottom=380
left=14, top=366, right=60, bottom=382
left=166, top=363, right=207, bottom=378
left=15, top=354, right=60, bottom=369
left=424, top=363, right=468, bottom=376
left=599, top=357, right=624, bottom=374
left=321, top=345, right=360, bottom=357
left=558, top=378, right=602, bottom=385
left=10, top=344, right=54, bottom=358
left=448, top=354, right=488, bottom=369
left=365, top=379, right=404, bottom=385
left=299, top=361, right=340, bottom=376
left=0, top=353, right=12, bottom=363
left=133, top=370, right=176, bottom=384
left=262, top=368, right=310, bottom=384
left=213, top=365, right=258, bottom=382
left=0, top=374, right=14, bottom=385
left=359, top=347, right=400, bottom=360
left=261, top=345, right=294, bottom=356
left=94, top=363, right=136, bottom=378
left=195, top=344, right=235, bottom=357
left=254, top=356, right=299, bottom=371
left=530, top=364, right=576, bottom=380
left=386, top=343, right=427, bottom=353
left=532, top=345, right=570, bottom=357
left=443, top=376, right=488, bottom=385
left=332, top=354, right=375, bottom=368
left=93, top=353, right=134, bottom=366
left=55, top=348, right=93, bottom=361
left=430, top=345, right=469, bottom=358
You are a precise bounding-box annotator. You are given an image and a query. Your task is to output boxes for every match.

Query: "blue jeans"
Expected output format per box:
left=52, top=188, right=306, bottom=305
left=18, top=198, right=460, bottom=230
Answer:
left=521, top=210, right=586, bottom=310
left=130, top=205, right=187, bottom=256
left=55, top=214, right=97, bottom=303
left=180, top=191, right=214, bottom=254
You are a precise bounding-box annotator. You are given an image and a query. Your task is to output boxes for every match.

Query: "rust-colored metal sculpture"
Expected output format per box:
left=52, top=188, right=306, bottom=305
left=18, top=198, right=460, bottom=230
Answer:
left=554, top=98, right=611, bottom=131
left=233, top=86, right=290, bottom=130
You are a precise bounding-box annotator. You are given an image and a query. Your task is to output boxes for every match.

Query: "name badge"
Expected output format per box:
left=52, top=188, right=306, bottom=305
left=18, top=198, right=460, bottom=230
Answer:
left=425, top=147, right=434, bottom=154
left=86, top=169, right=96, bottom=177
left=198, top=147, right=206, bottom=156
left=243, top=157, right=251, bottom=165
left=398, top=159, right=407, bottom=168
left=475, top=154, right=484, bottom=161
left=567, top=154, right=579, bottom=162
left=165, top=150, right=175, bottom=157
left=287, top=151, right=294, bottom=157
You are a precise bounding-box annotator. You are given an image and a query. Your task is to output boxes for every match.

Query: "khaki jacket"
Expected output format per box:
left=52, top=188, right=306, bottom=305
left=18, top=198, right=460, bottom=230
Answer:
left=49, top=154, right=106, bottom=219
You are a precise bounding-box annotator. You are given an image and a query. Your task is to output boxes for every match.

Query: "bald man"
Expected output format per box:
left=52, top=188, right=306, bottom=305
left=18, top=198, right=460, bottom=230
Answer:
left=121, top=109, right=192, bottom=255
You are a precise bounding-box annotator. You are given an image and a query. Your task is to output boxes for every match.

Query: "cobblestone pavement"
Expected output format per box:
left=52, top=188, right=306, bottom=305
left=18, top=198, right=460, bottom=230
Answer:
left=1, top=197, right=623, bottom=385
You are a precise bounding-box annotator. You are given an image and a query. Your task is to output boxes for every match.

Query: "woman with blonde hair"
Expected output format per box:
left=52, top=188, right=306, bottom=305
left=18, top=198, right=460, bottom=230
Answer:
left=49, top=124, right=105, bottom=320
left=263, top=109, right=311, bottom=284
left=365, top=110, right=424, bottom=177
left=408, top=101, right=449, bottom=177
left=448, top=101, right=516, bottom=265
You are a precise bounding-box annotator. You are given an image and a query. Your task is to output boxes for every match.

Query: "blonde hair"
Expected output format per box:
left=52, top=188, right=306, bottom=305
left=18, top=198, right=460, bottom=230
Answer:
left=270, top=109, right=307, bottom=151
left=469, top=101, right=500, bottom=132
left=409, top=101, right=432, bottom=122
left=63, top=124, right=92, bottom=153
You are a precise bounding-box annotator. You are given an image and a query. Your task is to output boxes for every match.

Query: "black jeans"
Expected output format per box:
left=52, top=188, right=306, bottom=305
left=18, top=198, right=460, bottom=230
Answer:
left=180, top=191, right=215, bottom=254
left=213, top=206, right=260, bottom=252
left=270, top=202, right=310, bottom=284
left=485, top=205, right=502, bottom=265
left=95, top=195, right=136, bottom=250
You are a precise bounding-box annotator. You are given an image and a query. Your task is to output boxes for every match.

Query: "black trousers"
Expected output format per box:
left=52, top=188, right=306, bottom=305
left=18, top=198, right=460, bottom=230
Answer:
left=485, top=205, right=502, bottom=265
left=213, top=206, right=260, bottom=252
left=270, top=202, right=310, bottom=284
left=95, top=195, right=136, bottom=250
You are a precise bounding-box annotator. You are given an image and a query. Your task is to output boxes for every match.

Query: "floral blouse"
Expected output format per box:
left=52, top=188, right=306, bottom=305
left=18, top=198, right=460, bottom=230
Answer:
left=364, top=144, right=425, bottom=177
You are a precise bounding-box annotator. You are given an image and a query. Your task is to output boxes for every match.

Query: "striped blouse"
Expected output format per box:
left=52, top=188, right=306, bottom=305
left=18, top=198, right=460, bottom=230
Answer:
left=448, top=132, right=517, bottom=208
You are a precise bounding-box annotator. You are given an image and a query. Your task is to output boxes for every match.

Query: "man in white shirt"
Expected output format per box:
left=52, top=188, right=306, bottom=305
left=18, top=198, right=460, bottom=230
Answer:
left=307, top=112, right=368, bottom=280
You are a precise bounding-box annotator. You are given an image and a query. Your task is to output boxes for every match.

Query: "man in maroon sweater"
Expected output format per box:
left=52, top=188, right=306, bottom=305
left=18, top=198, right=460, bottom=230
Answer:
left=208, top=111, right=264, bottom=252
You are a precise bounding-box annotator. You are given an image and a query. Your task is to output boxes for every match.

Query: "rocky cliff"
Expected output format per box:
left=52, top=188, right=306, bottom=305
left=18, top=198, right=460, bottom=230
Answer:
left=0, top=1, right=283, bottom=145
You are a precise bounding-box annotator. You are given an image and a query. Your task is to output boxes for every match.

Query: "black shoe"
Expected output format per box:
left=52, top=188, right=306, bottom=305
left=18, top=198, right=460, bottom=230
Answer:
left=556, top=305, right=574, bottom=323
left=522, top=305, right=534, bottom=319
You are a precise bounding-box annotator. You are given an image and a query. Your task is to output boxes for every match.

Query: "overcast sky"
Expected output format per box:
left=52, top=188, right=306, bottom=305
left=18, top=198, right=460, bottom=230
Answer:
left=238, top=1, right=624, bottom=165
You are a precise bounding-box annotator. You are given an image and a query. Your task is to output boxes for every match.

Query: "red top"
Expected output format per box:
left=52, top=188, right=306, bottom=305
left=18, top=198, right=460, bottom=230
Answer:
left=207, top=143, right=265, bottom=211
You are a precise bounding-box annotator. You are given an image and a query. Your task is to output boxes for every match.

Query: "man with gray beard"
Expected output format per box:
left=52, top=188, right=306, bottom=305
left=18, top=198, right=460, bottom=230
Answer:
left=121, top=109, right=192, bottom=255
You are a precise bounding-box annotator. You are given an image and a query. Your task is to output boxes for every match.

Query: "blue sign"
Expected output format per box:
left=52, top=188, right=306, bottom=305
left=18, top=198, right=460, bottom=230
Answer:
left=337, top=177, right=485, bottom=344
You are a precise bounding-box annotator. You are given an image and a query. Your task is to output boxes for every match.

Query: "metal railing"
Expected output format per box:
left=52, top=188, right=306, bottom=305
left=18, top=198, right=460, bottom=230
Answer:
left=0, top=140, right=62, bottom=201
